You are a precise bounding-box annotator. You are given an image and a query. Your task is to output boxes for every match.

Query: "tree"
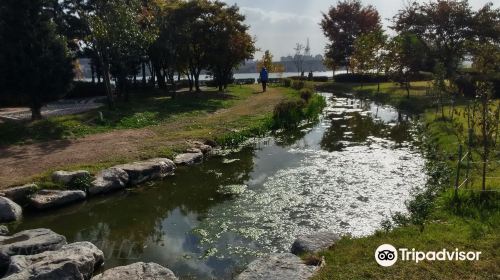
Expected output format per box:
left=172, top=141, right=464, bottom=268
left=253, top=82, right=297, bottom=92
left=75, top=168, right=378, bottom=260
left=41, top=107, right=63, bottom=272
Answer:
left=206, top=2, right=255, bottom=91
left=387, top=33, right=429, bottom=98
left=86, top=0, right=152, bottom=104
left=351, top=30, right=387, bottom=90
left=0, top=0, right=74, bottom=120
left=469, top=42, right=500, bottom=192
left=321, top=0, right=381, bottom=73
left=257, top=50, right=285, bottom=74
left=257, top=50, right=274, bottom=71
left=293, top=43, right=305, bottom=76
left=393, top=0, right=499, bottom=78
left=158, top=0, right=213, bottom=92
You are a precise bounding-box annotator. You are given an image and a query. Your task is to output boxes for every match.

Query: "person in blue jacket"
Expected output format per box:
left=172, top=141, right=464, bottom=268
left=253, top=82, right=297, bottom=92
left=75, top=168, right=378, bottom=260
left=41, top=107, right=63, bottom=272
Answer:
left=259, top=67, right=269, bottom=92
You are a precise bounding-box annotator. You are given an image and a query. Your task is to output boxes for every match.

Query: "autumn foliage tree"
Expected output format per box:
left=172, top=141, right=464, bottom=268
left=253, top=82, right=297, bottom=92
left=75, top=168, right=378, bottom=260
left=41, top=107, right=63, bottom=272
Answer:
left=257, top=50, right=285, bottom=74
left=351, top=30, right=387, bottom=90
left=321, top=0, right=381, bottom=73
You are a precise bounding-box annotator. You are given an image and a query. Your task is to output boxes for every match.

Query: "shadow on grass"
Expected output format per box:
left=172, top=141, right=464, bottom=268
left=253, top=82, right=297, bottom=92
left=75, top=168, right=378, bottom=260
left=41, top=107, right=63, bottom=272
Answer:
left=0, top=89, right=239, bottom=147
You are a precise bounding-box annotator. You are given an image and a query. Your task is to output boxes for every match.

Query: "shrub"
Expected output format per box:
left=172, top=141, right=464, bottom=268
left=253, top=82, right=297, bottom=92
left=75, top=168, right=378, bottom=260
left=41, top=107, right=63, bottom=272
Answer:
left=411, top=71, right=434, bottom=81
left=334, top=73, right=390, bottom=83
left=291, top=80, right=306, bottom=90
left=289, top=76, right=308, bottom=81
left=272, top=100, right=305, bottom=128
left=300, top=88, right=313, bottom=102
left=454, top=73, right=500, bottom=99
left=282, top=78, right=292, bottom=88
left=67, top=174, right=93, bottom=192
left=303, top=94, right=326, bottom=121
left=311, top=76, right=329, bottom=82
left=65, top=81, right=107, bottom=99
left=233, top=78, right=256, bottom=85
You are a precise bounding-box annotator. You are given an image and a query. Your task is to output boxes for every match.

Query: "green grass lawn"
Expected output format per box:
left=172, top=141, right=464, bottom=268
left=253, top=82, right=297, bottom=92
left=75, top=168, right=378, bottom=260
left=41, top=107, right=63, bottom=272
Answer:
left=0, top=86, right=261, bottom=146
left=310, top=81, right=500, bottom=279
left=0, top=83, right=321, bottom=188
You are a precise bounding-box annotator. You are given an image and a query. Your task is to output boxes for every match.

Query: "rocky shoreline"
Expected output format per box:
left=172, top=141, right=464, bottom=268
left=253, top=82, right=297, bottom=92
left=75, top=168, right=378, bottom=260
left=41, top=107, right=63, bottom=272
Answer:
left=0, top=140, right=340, bottom=279
left=0, top=227, right=338, bottom=280
left=0, top=141, right=213, bottom=224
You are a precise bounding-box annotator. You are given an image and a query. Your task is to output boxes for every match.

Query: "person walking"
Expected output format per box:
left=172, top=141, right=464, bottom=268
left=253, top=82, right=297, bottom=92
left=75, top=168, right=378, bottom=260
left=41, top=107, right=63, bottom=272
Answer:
left=259, top=67, right=268, bottom=92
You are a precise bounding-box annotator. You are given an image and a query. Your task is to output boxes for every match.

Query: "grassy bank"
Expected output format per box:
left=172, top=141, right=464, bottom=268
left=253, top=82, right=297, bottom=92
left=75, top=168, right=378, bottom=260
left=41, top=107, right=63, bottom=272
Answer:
left=310, top=81, right=500, bottom=279
left=0, top=86, right=264, bottom=146
left=0, top=84, right=325, bottom=189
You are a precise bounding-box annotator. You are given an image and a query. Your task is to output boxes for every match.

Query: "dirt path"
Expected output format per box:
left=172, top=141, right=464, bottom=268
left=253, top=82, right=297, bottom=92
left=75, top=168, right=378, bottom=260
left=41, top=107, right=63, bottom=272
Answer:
left=0, top=86, right=286, bottom=189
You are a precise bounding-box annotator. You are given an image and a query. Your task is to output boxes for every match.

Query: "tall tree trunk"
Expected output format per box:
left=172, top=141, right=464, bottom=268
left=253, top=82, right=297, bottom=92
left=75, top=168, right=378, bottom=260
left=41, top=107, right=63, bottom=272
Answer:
left=31, top=101, right=42, bottom=121
left=481, top=95, right=488, bottom=191
left=142, top=62, right=146, bottom=86
left=150, top=63, right=155, bottom=86
left=99, top=51, right=114, bottom=109
left=405, top=75, right=410, bottom=99
left=195, top=72, right=200, bottom=92
left=187, top=73, right=193, bottom=92
left=91, top=62, right=96, bottom=84
left=156, top=67, right=166, bottom=89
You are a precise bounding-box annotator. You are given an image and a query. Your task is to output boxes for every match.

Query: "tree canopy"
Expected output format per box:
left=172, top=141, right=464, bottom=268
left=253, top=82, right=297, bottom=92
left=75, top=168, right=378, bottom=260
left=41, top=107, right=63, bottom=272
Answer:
left=321, top=0, right=381, bottom=73
left=0, top=0, right=74, bottom=119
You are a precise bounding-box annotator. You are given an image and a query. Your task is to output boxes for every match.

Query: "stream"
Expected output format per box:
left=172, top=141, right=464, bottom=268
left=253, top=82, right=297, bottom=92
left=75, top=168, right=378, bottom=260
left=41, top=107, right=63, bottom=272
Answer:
left=12, top=93, right=426, bottom=279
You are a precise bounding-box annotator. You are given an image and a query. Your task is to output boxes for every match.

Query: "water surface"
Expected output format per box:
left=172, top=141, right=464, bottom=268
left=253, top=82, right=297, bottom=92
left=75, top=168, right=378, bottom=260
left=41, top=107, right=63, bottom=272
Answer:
left=13, top=93, right=426, bottom=279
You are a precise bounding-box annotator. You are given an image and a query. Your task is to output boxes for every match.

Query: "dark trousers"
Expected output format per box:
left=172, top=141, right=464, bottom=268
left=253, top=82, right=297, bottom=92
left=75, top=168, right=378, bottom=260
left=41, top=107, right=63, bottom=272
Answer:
left=262, top=81, right=267, bottom=92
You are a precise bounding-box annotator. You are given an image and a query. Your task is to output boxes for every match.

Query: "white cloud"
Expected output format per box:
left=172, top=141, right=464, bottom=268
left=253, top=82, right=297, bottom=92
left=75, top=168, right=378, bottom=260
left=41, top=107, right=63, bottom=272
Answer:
left=224, top=0, right=497, bottom=58
left=240, top=7, right=316, bottom=24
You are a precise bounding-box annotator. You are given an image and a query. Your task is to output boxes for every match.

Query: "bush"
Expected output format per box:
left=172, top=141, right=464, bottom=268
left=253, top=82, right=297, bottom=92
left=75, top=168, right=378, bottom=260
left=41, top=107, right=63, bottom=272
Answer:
left=257, top=78, right=282, bottom=84
left=67, top=173, right=93, bottom=192
left=233, top=78, right=256, bottom=85
left=282, top=78, right=292, bottom=87
left=289, top=76, right=308, bottom=81
left=65, top=81, right=107, bottom=99
left=300, top=88, right=313, bottom=102
left=334, top=73, right=390, bottom=83
left=411, top=71, right=434, bottom=81
left=303, top=94, right=326, bottom=121
left=311, top=76, right=329, bottom=82
left=454, top=73, right=500, bottom=99
left=291, top=80, right=306, bottom=90
left=272, top=100, right=306, bottom=128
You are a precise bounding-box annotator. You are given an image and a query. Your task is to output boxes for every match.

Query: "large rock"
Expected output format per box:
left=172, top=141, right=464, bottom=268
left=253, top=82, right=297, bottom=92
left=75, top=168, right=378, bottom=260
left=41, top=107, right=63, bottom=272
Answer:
left=29, top=190, right=86, bottom=210
left=114, top=158, right=176, bottom=185
left=190, top=141, right=213, bottom=154
left=291, top=232, right=340, bottom=255
left=89, top=168, right=129, bottom=196
left=3, top=184, right=38, bottom=204
left=0, top=226, right=8, bottom=236
left=174, top=152, right=203, bottom=166
left=4, top=241, right=104, bottom=280
left=236, top=253, right=319, bottom=280
left=91, top=262, right=178, bottom=280
left=52, top=170, right=91, bottom=185
left=0, top=197, right=22, bottom=223
left=0, top=228, right=67, bottom=274
left=0, top=228, right=67, bottom=257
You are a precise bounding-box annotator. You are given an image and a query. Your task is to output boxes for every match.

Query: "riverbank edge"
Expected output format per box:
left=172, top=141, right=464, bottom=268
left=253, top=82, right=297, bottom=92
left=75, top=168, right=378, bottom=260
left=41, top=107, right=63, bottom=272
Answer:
left=0, top=88, right=326, bottom=219
left=309, top=82, right=499, bottom=279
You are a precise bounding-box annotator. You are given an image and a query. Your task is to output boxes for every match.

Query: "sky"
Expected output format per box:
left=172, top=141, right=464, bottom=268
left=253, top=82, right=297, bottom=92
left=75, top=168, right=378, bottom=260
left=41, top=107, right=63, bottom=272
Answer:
left=221, top=0, right=495, bottom=59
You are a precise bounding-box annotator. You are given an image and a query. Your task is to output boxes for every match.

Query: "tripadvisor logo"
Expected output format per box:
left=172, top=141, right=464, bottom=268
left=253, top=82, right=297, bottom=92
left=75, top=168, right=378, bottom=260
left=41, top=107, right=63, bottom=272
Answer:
left=375, top=244, right=482, bottom=267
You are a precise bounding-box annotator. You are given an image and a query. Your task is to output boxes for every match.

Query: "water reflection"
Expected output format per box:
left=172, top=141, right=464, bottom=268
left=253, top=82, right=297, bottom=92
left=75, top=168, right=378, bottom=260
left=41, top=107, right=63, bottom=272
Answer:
left=12, top=93, right=426, bottom=280
left=321, top=97, right=412, bottom=152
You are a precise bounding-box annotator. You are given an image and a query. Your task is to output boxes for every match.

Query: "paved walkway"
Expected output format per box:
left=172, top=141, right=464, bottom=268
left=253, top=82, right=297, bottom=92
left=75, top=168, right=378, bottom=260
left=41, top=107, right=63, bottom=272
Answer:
left=0, top=97, right=105, bottom=121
